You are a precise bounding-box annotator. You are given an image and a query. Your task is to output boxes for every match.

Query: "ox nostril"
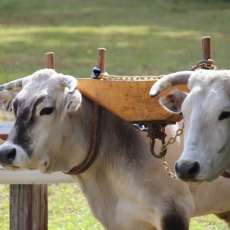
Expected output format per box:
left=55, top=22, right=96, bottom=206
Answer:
left=7, top=148, right=16, bottom=161
left=0, top=146, right=16, bottom=165
left=175, top=160, right=200, bottom=180
left=188, top=161, right=200, bottom=177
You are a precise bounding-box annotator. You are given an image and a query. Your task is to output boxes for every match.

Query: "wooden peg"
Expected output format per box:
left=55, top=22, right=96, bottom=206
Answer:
left=97, top=48, right=106, bottom=73
left=202, top=36, right=211, bottom=60
left=44, top=52, right=55, bottom=69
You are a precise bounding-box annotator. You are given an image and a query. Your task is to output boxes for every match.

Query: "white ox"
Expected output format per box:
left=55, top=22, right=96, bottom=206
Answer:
left=150, top=70, right=230, bottom=182
left=1, top=69, right=230, bottom=230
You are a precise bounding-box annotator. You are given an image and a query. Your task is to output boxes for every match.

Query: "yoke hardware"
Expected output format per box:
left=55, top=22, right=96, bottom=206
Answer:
left=191, top=59, right=216, bottom=71
left=147, top=122, right=184, bottom=179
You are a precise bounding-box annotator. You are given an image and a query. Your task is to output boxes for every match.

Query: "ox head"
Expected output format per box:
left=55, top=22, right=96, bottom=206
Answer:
left=0, top=69, right=82, bottom=172
left=150, top=70, right=230, bottom=182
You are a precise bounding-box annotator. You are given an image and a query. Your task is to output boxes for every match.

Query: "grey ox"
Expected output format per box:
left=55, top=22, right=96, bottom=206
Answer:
left=1, top=69, right=230, bottom=230
left=150, top=70, right=230, bottom=182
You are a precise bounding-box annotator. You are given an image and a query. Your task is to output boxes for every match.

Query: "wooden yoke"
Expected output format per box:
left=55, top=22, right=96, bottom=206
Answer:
left=78, top=37, right=216, bottom=123
left=78, top=50, right=186, bottom=123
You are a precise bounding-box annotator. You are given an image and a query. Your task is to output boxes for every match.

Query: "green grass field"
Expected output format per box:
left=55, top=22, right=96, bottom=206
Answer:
left=0, top=0, right=230, bottom=229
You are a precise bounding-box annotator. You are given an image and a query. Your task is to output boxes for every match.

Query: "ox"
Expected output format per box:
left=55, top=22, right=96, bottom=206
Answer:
left=150, top=70, right=230, bottom=182
left=1, top=69, right=230, bottom=229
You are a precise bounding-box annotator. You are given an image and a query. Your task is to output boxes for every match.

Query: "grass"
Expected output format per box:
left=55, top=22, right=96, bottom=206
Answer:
left=0, top=0, right=230, bottom=229
left=0, top=184, right=229, bottom=230
left=0, top=0, right=230, bottom=80
left=0, top=184, right=103, bottom=230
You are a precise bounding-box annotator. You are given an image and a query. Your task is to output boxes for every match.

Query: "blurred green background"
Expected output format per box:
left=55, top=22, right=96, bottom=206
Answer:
left=0, top=0, right=230, bottom=229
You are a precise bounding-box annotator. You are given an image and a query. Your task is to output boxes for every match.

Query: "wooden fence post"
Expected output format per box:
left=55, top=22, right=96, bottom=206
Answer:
left=202, top=36, right=211, bottom=60
left=97, top=48, right=106, bottom=74
left=44, top=52, right=55, bottom=69
left=10, top=52, right=55, bottom=230
left=10, top=185, right=48, bottom=230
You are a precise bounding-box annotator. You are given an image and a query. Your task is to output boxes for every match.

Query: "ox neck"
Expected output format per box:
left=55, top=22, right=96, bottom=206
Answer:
left=66, top=100, right=101, bottom=175
left=64, top=96, right=147, bottom=176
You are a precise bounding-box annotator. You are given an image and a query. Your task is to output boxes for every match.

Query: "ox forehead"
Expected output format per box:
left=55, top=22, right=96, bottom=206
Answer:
left=150, top=70, right=230, bottom=182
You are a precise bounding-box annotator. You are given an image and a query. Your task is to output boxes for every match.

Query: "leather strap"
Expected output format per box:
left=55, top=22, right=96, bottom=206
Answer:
left=67, top=103, right=101, bottom=175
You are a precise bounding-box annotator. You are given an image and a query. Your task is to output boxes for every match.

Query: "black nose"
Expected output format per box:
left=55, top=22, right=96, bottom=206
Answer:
left=0, top=146, right=16, bottom=165
left=175, top=160, right=200, bottom=180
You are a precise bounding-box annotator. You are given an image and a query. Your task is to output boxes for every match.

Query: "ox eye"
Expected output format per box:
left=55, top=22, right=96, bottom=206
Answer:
left=40, top=107, right=54, bottom=116
left=219, top=111, right=230, bottom=121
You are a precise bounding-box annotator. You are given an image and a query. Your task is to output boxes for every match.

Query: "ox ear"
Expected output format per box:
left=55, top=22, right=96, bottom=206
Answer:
left=0, top=90, right=16, bottom=112
left=65, top=90, right=82, bottom=114
left=159, top=90, right=187, bottom=113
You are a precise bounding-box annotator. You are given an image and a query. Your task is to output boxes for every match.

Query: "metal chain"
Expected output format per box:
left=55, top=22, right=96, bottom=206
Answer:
left=100, top=74, right=162, bottom=81
left=161, top=156, right=177, bottom=179
left=159, top=123, right=184, bottom=179
left=90, top=65, right=163, bottom=81
left=159, top=123, right=184, bottom=154
left=191, top=59, right=217, bottom=71
left=148, top=123, right=167, bottom=158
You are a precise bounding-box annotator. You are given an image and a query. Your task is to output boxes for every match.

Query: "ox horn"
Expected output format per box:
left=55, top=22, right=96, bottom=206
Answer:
left=149, top=71, right=193, bottom=96
left=59, top=75, right=78, bottom=93
left=0, top=75, right=32, bottom=92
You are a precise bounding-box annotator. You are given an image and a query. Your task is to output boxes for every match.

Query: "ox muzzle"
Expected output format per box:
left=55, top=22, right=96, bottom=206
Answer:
left=0, top=144, right=16, bottom=165
left=0, top=142, right=28, bottom=168
left=175, top=160, right=200, bottom=181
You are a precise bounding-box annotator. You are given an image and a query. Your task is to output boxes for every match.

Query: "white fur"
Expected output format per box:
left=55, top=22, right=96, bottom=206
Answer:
left=158, top=70, right=230, bottom=182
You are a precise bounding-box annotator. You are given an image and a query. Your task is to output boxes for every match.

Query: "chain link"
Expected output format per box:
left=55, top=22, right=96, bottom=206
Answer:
left=100, top=74, right=162, bottom=81
left=159, top=123, right=184, bottom=179
left=191, top=59, right=217, bottom=71
left=161, top=123, right=184, bottom=152
left=161, top=156, right=177, bottom=179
